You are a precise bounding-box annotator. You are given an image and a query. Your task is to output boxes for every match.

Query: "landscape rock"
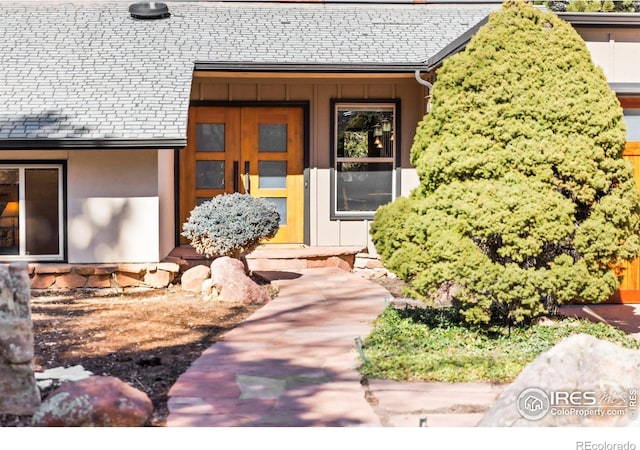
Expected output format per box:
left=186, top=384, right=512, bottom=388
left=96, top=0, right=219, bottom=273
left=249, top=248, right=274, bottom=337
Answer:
left=32, top=375, right=153, bottom=427
left=181, top=265, right=211, bottom=293
left=30, top=273, right=56, bottom=289
left=0, top=318, right=34, bottom=363
left=478, top=334, right=640, bottom=427
left=53, top=271, right=87, bottom=289
left=433, top=281, right=460, bottom=308
left=143, top=268, right=173, bottom=288
left=0, top=363, right=41, bottom=414
left=210, top=257, right=270, bottom=304
left=201, top=278, right=219, bottom=301
left=0, top=264, right=40, bottom=415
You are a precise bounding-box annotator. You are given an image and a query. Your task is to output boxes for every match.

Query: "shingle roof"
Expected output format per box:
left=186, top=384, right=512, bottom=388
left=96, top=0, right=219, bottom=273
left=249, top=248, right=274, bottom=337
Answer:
left=0, top=1, right=499, bottom=147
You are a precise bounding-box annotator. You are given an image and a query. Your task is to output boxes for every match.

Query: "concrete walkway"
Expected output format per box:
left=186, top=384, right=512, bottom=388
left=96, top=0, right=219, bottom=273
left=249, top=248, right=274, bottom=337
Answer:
left=166, top=267, right=505, bottom=427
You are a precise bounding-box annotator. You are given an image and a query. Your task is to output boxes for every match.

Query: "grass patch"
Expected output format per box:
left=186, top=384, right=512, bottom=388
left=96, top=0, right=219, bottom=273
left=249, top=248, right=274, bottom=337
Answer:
left=360, top=306, right=640, bottom=383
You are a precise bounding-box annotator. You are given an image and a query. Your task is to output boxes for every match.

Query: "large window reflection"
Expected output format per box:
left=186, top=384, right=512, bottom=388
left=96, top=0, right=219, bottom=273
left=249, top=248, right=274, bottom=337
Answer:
left=0, top=165, right=63, bottom=260
left=334, top=103, right=396, bottom=216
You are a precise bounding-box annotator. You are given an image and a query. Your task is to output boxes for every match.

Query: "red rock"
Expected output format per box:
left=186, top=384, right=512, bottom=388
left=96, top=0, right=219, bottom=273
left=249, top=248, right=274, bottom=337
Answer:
left=180, top=265, right=210, bottom=293
left=32, top=375, right=153, bottom=427
left=115, top=272, right=141, bottom=288
left=157, top=262, right=180, bottom=273
left=53, top=272, right=87, bottom=289
left=144, top=269, right=173, bottom=288
left=86, top=274, right=112, bottom=288
left=33, top=264, right=72, bottom=275
left=335, top=256, right=353, bottom=271
left=73, top=265, right=96, bottom=276
left=116, top=264, right=146, bottom=275
left=30, top=274, right=55, bottom=289
left=210, top=257, right=270, bottom=304
left=365, top=258, right=383, bottom=269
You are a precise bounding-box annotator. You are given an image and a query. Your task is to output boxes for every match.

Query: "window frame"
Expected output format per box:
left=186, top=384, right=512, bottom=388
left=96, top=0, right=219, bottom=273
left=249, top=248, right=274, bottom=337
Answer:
left=330, top=99, right=401, bottom=220
left=0, top=161, right=66, bottom=262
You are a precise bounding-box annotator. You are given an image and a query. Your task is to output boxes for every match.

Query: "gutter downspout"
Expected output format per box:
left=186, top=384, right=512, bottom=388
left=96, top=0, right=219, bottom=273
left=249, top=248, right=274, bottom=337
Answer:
left=415, top=70, right=433, bottom=113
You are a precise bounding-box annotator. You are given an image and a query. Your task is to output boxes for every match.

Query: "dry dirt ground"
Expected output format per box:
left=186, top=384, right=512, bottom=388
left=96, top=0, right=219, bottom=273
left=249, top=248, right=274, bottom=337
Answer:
left=0, top=280, right=271, bottom=427
left=0, top=273, right=404, bottom=427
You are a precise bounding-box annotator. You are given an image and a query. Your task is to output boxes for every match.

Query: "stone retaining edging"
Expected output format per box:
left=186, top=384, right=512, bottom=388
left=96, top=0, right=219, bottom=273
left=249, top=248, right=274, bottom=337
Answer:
left=28, top=262, right=181, bottom=290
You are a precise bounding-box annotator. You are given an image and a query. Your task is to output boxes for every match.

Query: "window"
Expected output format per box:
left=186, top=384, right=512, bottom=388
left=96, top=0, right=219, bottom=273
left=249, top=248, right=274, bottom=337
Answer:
left=624, top=109, right=640, bottom=141
left=333, top=102, right=398, bottom=219
left=0, top=164, right=64, bottom=261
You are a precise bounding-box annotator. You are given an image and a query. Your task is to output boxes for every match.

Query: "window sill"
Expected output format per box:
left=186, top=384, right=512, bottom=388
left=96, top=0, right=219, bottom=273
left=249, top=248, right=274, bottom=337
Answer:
left=330, top=213, right=376, bottom=221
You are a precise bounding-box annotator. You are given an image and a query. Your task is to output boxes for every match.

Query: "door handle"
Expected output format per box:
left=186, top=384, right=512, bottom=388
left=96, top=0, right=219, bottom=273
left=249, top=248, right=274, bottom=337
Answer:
left=233, top=161, right=239, bottom=193
left=244, top=161, right=250, bottom=195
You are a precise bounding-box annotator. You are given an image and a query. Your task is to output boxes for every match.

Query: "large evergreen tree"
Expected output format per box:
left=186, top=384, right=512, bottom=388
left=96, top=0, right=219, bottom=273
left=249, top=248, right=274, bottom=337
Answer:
left=371, top=0, right=640, bottom=325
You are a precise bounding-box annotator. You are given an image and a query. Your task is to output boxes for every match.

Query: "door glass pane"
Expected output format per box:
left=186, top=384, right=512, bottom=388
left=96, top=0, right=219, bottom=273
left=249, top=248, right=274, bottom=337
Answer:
left=0, top=169, right=19, bottom=255
left=259, top=161, right=287, bottom=189
left=196, top=161, right=225, bottom=189
left=196, top=123, right=225, bottom=152
left=25, top=168, right=59, bottom=255
left=337, top=162, right=393, bottom=212
left=265, top=197, right=287, bottom=225
left=259, top=124, right=287, bottom=152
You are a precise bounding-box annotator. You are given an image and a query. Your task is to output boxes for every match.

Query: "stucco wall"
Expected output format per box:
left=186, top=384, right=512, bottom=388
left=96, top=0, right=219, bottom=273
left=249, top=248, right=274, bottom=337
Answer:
left=579, top=27, right=640, bottom=84
left=1, top=149, right=166, bottom=263
left=66, top=150, right=160, bottom=263
left=191, top=75, right=426, bottom=250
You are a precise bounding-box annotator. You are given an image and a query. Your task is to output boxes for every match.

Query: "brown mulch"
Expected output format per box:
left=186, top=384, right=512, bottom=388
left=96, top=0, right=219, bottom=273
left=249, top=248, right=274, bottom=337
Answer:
left=0, top=272, right=405, bottom=428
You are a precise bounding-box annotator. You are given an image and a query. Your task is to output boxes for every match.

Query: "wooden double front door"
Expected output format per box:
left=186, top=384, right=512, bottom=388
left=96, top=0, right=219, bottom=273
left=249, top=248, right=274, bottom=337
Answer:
left=180, top=106, right=304, bottom=245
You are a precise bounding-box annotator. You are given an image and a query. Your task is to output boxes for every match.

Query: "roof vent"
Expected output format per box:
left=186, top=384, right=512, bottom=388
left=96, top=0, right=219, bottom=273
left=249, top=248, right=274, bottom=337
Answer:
left=129, top=2, right=170, bottom=20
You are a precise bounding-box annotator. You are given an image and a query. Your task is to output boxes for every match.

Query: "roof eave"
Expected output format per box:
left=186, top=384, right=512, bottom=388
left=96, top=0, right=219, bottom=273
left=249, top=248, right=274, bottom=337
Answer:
left=559, top=12, right=640, bottom=26
left=423, top=11, right=640, bottom=72
left=424, top=15, right=490, bottom=71
left=0, top=138, right=187, bottom=150
left=193, top=62, right=428, bottom=74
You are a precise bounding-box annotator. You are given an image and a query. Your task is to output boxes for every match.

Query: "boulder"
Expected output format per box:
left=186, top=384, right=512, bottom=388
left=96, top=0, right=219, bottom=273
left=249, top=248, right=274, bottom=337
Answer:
left=210, top=257, right=270, bottom=304
left=478, top=334, right=640, bottom=427
left=143, top=269, right=173, bottom=289
left=0, top=318, right=34, bottom=364
left=180, top=265, right=211, bottom=293
left=433, top=281, right=460, bottom=308
left=0, top=363, right=41, bottom=415
left=201, top=278, right=219, bottom=301
left=0, top=264, right=40, bottom=415
left=32, top=375, right=153, bottom=427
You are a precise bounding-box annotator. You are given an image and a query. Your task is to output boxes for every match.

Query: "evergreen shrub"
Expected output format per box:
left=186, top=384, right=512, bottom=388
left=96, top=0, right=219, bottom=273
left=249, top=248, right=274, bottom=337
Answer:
left=371, top=1, right=640, bottom=325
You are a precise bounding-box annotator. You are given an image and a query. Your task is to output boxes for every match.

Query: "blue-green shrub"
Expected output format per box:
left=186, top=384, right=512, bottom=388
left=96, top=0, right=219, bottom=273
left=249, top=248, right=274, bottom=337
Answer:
left=182, top=193, right=280, bottom=259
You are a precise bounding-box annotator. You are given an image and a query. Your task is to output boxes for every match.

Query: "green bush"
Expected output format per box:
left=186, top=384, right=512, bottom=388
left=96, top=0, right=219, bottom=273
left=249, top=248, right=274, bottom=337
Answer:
left=182, top=193, right=280, bottom=259
left=371, top=1, right=640, bottom=325
left=546, top=1, right=639, bottom=13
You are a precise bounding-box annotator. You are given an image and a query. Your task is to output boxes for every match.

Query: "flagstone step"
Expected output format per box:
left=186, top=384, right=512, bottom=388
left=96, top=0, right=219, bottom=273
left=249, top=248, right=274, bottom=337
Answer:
left=167, top=245, right=368, bottom=272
